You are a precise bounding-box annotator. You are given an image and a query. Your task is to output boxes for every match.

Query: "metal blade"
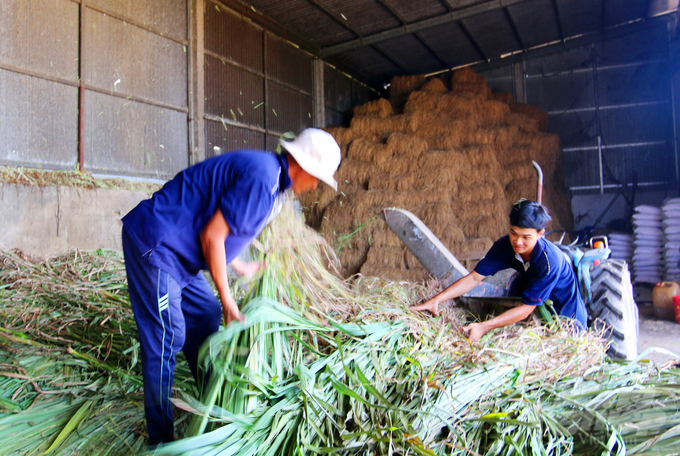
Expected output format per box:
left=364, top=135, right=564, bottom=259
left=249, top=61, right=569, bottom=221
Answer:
left=382, top=207, right=509, bottom=298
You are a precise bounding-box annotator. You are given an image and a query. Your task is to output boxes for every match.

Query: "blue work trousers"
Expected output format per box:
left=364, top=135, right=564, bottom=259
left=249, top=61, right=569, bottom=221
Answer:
left=122, top=229, right=221, bottom=445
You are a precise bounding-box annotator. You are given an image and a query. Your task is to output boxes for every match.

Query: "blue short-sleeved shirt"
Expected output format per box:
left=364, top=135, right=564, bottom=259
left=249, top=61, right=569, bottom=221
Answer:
left=122, top=150, right=292, bottom=287
left=474, top=235, right=587, bottom=327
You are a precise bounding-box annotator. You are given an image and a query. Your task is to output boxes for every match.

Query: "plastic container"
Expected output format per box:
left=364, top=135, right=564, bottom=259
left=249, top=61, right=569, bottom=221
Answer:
left=674, top=296, right=680, bottom=324
left=653, top=281, right=680, bottom=321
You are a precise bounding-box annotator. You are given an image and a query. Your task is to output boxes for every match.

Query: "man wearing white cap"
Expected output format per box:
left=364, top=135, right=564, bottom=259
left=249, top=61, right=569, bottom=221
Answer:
left=121, top=128, right=340, bottom=446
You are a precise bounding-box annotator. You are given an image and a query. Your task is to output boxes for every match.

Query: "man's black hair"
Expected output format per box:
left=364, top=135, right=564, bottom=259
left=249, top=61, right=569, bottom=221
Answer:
left=509, top=199, right=552, bottom=231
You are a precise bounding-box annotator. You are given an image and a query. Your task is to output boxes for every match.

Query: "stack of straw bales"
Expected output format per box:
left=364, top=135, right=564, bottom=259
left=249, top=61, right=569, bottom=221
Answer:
left=302, top=68, right=573, bottom=282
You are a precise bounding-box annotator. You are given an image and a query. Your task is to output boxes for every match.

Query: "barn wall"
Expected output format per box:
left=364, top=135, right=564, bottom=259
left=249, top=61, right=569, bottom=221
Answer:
left=479, top=21, right=679, bottom=230
left=0, top=0, right=377, bottom=183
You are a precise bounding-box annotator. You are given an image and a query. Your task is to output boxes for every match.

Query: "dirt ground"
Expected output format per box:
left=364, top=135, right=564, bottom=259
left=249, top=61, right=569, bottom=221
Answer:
left=638, top=311, right=680, bottom=365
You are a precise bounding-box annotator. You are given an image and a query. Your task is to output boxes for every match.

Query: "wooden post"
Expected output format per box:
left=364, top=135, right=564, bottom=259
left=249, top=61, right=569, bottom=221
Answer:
left=313, top=59, right=325, bottom=128
left=188, top=0, right=205, bottom=164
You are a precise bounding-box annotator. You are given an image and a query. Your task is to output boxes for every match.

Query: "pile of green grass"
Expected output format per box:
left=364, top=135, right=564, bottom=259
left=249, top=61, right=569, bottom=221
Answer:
left=0, top=200, right=677, bottom=455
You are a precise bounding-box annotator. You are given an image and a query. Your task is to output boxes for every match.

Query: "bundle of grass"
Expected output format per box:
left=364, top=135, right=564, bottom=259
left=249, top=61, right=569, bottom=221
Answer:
left=0, top=249, right=196, bottom=454
left=152, top=204, right=680, bottom=456
left=301, top=67, right=572, bottom=282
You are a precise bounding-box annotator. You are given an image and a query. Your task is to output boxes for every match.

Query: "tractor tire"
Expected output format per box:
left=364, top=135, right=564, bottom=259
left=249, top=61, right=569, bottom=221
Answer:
left=588, top=259, right=639, bottom=360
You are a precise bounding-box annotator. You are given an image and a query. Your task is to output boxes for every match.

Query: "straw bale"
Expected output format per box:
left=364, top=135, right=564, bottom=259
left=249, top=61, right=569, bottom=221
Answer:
left=462, top=237, right=494, bottom=255
left=404, top=249, right=425, bottom=271
left=371, top=227, right=405, bottom=247
left=416, top=202, right=460, bottom=232
left=353, top=98, right=394, bottom=118
left=421, top=78, right=449, bottom=93
left=315, top=66, right=572, bottom=282
left=504, top=183, right=537, bottom=209
left=501, top=162, right=535, bottom=185
left=469, top=126, right=522, bottom=151
left=390, top=75, right=427, bottom=98
left=451, top=67, right=492, bottom=99
left=504, top=112, right=540, bottom=133
left=493, top=92, right=514, bottom=105
left=347, top=138, right=388, bottom=162
left=350, top=114, right=419, bottom=139
left=390, top=75, right=427, bottom=113
left=496, top=145, right=532, bottom=166
left=368, top=171, right=421, bottom=192
left=402, top=91, right=446, bottom=114
left=462, top=214, right=506, bottom=239
left=511, top=104, right=549, bottom=132
left=337, top=158, right=373, bottom=188
left=326, top=126, right=357, bottom=150
left=362, top=245, right=409, bottom=270
left=386, top=133, right=428, bottom=160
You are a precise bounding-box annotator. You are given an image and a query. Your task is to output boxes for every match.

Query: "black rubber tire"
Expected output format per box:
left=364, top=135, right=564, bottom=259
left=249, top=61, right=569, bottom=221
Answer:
left=588, top=259, right=639, bottom=360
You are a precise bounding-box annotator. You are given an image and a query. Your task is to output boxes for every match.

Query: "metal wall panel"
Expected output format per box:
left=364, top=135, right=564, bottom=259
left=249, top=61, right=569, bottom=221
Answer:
left=205, top=120, right=265, bottom=156
left=0, top=0, right=79, bottom=81
left=549, top=111, right=599, bottom=148
left=84, top=92, right=188, bottom=179
left=598, top=103, right=672, bottom=145
left=83, top=8, right=188, bottom=108
left=526, top=72, right=594, bottom=111
left=205, top=1, right=264, bottom=72
left=525, top=46, right=592, bottom=74
left=87, top=0, right=188, bottom=42
left=205, top=56, right=265, bottom=128
left=352, top=80, right=376, bottom=108
left=325, top=109, right=347, bottom=128
left=325, top=64, right=353, bottom=114
left=595, top=26, right=669, bottom=62
left=267, top=81, right=314, bottom=134
left=266, top=34, right=313, bottom=93
left=601, top=143, right=673, bottom=186
left=479, top=66, right=514, bottom=96
left=0, top=69, right=78, bottom=168
left=596, top=62, right=668, bottom=106
left=563, top=150, right=601, bottom=188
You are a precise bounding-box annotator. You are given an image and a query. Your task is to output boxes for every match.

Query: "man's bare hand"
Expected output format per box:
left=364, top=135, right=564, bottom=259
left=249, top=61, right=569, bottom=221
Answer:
left=411, top=300, right=441, bottom=316
left=222, top=301, right=245, bottom=326
left=462, top=322, right=488, bottom=343
left=230, top=258, right=265, bottom=278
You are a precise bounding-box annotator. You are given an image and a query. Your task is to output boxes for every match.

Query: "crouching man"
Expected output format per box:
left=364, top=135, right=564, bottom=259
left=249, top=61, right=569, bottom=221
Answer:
left=412, top=199, right=587, bottom=342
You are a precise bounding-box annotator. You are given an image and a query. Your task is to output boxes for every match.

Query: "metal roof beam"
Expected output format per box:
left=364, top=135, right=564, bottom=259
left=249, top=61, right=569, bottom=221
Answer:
left=460, top=20, right=489, bottom=61
left=320, top=0, right=534, bottom=57
left=551, top=0, right=565, bottom=41
left=503, top=7, right=526, bottom=50
left=375, top=0, right=452, bottom=70
left=470, top=14, right=674, bottom=73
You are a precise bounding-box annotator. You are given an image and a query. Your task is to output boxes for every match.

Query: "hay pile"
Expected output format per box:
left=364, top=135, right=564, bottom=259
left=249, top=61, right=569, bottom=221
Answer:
left=302, top=67, right=573, bottom=281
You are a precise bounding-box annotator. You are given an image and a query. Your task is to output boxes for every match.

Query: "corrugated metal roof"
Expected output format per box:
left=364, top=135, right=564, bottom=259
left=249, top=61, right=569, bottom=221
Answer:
left=233, top=0, right=672, bottom=87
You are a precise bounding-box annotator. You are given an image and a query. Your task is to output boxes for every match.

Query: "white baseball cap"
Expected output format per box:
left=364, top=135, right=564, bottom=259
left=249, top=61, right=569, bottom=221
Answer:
left=280, top=128, right=341, bottom=190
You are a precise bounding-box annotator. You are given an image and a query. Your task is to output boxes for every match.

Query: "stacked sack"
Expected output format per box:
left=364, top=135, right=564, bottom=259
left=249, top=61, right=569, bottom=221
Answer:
left=662, top=198, right=680, bottom=282
left=632, top=205, right=664, bottom=284
left=608, top=232, right=634, bottom=264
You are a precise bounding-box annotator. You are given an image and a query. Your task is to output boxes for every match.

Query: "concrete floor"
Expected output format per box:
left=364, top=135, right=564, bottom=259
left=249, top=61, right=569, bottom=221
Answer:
left=638, top=312, right=680, bottom=365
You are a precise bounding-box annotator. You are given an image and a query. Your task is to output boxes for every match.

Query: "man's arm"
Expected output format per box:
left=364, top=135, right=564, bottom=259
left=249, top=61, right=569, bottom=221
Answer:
left=200, top=208, right=244, bottom=325
left=411, top=271, right=486, bottom=316
left=462, top=303, right=536, bottom=343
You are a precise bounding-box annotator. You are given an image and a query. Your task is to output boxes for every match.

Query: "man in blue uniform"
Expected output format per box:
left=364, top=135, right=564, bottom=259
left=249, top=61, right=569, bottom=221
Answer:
left=121, top=128, right=341, bottom=445
left=412, top=200, right=587, bottom=342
